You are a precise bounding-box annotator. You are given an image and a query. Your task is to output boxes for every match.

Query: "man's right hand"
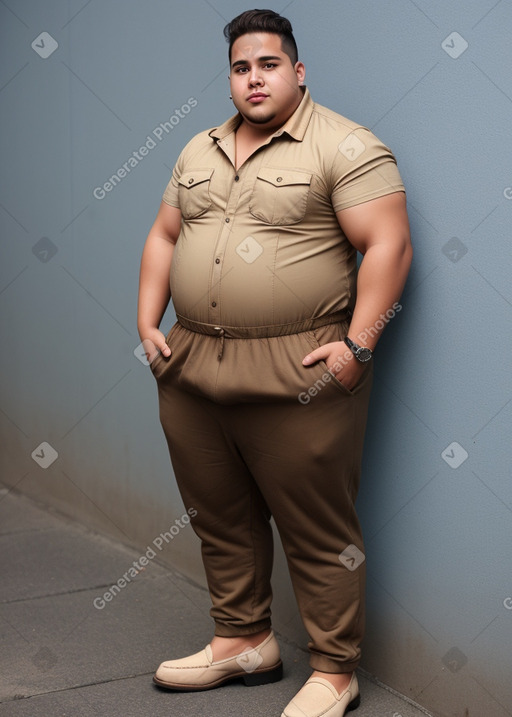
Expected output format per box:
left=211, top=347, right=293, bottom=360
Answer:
left=140, top=328, right=171, bottom=366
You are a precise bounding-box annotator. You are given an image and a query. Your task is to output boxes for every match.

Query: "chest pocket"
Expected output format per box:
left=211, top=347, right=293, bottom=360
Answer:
left=177, top=169, right=214, bottom=219
left=249, top=168, right=312, bottom=225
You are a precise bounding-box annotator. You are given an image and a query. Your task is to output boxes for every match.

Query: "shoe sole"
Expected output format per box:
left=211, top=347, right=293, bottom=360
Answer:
left=153, top=660, right=283, bottom=691
left=347, top=693, right=361, bottom=711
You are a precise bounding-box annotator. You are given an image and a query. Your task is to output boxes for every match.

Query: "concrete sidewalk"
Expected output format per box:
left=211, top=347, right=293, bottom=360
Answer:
left=0, top=486, right=432, bottom=717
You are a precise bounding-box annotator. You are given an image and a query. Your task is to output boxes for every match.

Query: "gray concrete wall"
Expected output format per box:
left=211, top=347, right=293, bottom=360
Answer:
left=1, top=2, right=511, bottom=715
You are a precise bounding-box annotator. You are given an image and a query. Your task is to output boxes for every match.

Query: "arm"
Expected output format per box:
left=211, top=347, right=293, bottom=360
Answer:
left=137, top=201, right=182, bottom=360
left=303, top=191, right=412, bottom=389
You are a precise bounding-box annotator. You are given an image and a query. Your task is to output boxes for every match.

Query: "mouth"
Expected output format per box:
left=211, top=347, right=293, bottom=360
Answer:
left=247, top=93, right=268, bottom=103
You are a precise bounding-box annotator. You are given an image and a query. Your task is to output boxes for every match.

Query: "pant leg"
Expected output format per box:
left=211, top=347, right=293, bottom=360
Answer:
left=152, top=337, right=274, bottom=637
left=223, top=324, right=373, bottom=673
left=152, top=320, right=372, bottom=669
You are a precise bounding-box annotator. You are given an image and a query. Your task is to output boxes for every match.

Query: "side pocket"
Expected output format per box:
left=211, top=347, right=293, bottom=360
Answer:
left=304, top=328, right=356, bottom=397
left=149, top=323, right=179, bottom=381
left=318, top=358, right=355, bottom=396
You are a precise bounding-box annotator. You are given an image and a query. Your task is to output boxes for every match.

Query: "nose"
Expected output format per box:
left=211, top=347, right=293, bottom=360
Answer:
left=248, top=67, right=263, bottom=86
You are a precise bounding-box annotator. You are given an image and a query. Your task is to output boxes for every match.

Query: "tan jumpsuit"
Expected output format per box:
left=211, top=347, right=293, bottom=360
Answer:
left=150, top=88, right=405, bottom=672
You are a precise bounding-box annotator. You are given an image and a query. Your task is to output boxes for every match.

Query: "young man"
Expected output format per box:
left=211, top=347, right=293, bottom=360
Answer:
left=138, top=9, right=412, bottom=717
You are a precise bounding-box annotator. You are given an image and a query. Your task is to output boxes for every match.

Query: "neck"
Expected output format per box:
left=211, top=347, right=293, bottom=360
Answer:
left=236, top=121, right=276, bottom=142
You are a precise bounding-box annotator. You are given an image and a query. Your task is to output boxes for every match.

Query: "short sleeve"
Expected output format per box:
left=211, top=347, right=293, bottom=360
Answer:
left=162, top=175, right=180, bottom=207
left=330, top=127, right=405, bottom=212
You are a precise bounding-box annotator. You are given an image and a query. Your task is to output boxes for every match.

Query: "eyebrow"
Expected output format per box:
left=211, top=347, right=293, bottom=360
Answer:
left=231, top=55, right=282, bottom=69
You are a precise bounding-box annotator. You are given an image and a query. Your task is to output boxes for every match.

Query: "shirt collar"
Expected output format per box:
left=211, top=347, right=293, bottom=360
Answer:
left=208, top=87, right=314, bottom=144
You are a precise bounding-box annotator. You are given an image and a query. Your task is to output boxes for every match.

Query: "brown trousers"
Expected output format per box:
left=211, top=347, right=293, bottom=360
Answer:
left=151, top=314, right=373, bottom=673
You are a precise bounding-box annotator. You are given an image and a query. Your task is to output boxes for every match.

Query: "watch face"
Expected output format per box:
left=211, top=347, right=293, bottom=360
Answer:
left=356, top=347, right=372, bottom=362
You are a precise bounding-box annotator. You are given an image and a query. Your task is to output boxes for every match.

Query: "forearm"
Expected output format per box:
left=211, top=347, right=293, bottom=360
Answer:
left=347, top=239, right=412, bottom=349
left=137, top=233, right=175, bottom=338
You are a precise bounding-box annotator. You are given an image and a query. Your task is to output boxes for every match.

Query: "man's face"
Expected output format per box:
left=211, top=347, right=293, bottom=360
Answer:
left=229, top=33, right=305, bottom=132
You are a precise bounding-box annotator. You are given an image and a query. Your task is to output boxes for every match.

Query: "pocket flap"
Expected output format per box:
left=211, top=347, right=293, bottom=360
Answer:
left=256, top=168, right=312, bottom=187
left=177, top=169, right=214, bottom=189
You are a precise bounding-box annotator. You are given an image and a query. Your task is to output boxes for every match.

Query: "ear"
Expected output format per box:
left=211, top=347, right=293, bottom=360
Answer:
left=295, top=61, right=306, bottom=85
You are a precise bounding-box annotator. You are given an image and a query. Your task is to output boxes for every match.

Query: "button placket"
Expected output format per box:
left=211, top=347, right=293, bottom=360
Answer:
left=208, top=168, right=245, bottom=322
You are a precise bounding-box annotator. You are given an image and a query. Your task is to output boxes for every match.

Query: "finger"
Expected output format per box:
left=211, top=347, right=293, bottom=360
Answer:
left=141, top=337, right=170, bottom=363
left=154, top=333, right=171, bottom=358
left=302, top=348, right=326, bottom=365
left=152, top=330, right=171, bottom=358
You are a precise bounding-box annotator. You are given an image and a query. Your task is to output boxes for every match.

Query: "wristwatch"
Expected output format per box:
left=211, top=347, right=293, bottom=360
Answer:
left=344, top=336, right=373, bottom=363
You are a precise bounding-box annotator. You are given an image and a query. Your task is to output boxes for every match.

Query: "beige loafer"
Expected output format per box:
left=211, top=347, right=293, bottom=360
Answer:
left=153, top=630, right=282, bottom=691
left=281, top=673, right=360, bottom=717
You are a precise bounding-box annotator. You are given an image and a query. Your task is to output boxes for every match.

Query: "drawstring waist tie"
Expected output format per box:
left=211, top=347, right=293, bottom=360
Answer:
left=176, top=311, right=351, bottom=360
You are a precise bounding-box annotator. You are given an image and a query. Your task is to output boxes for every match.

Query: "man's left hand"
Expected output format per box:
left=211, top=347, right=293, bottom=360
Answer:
left=302, top=341, right=367, bottom=391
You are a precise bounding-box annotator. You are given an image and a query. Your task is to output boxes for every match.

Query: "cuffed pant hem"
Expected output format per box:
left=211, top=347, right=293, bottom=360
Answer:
left=213, top=619, right=272, bottom=638
left=309, top=654, right=360, bottom=673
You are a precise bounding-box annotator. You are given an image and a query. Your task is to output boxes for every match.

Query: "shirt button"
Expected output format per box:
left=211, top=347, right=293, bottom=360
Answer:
left=276, top=176, right=282, bottom=182
left=211, top=301, right=217, bottom=307
left=225, top=217, right=230, bottom=223
left=188, top=178, right=194, bottom=184
left=234, top=175, right=240, bottom=182
left=215, top=258, right=220, bottom=264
